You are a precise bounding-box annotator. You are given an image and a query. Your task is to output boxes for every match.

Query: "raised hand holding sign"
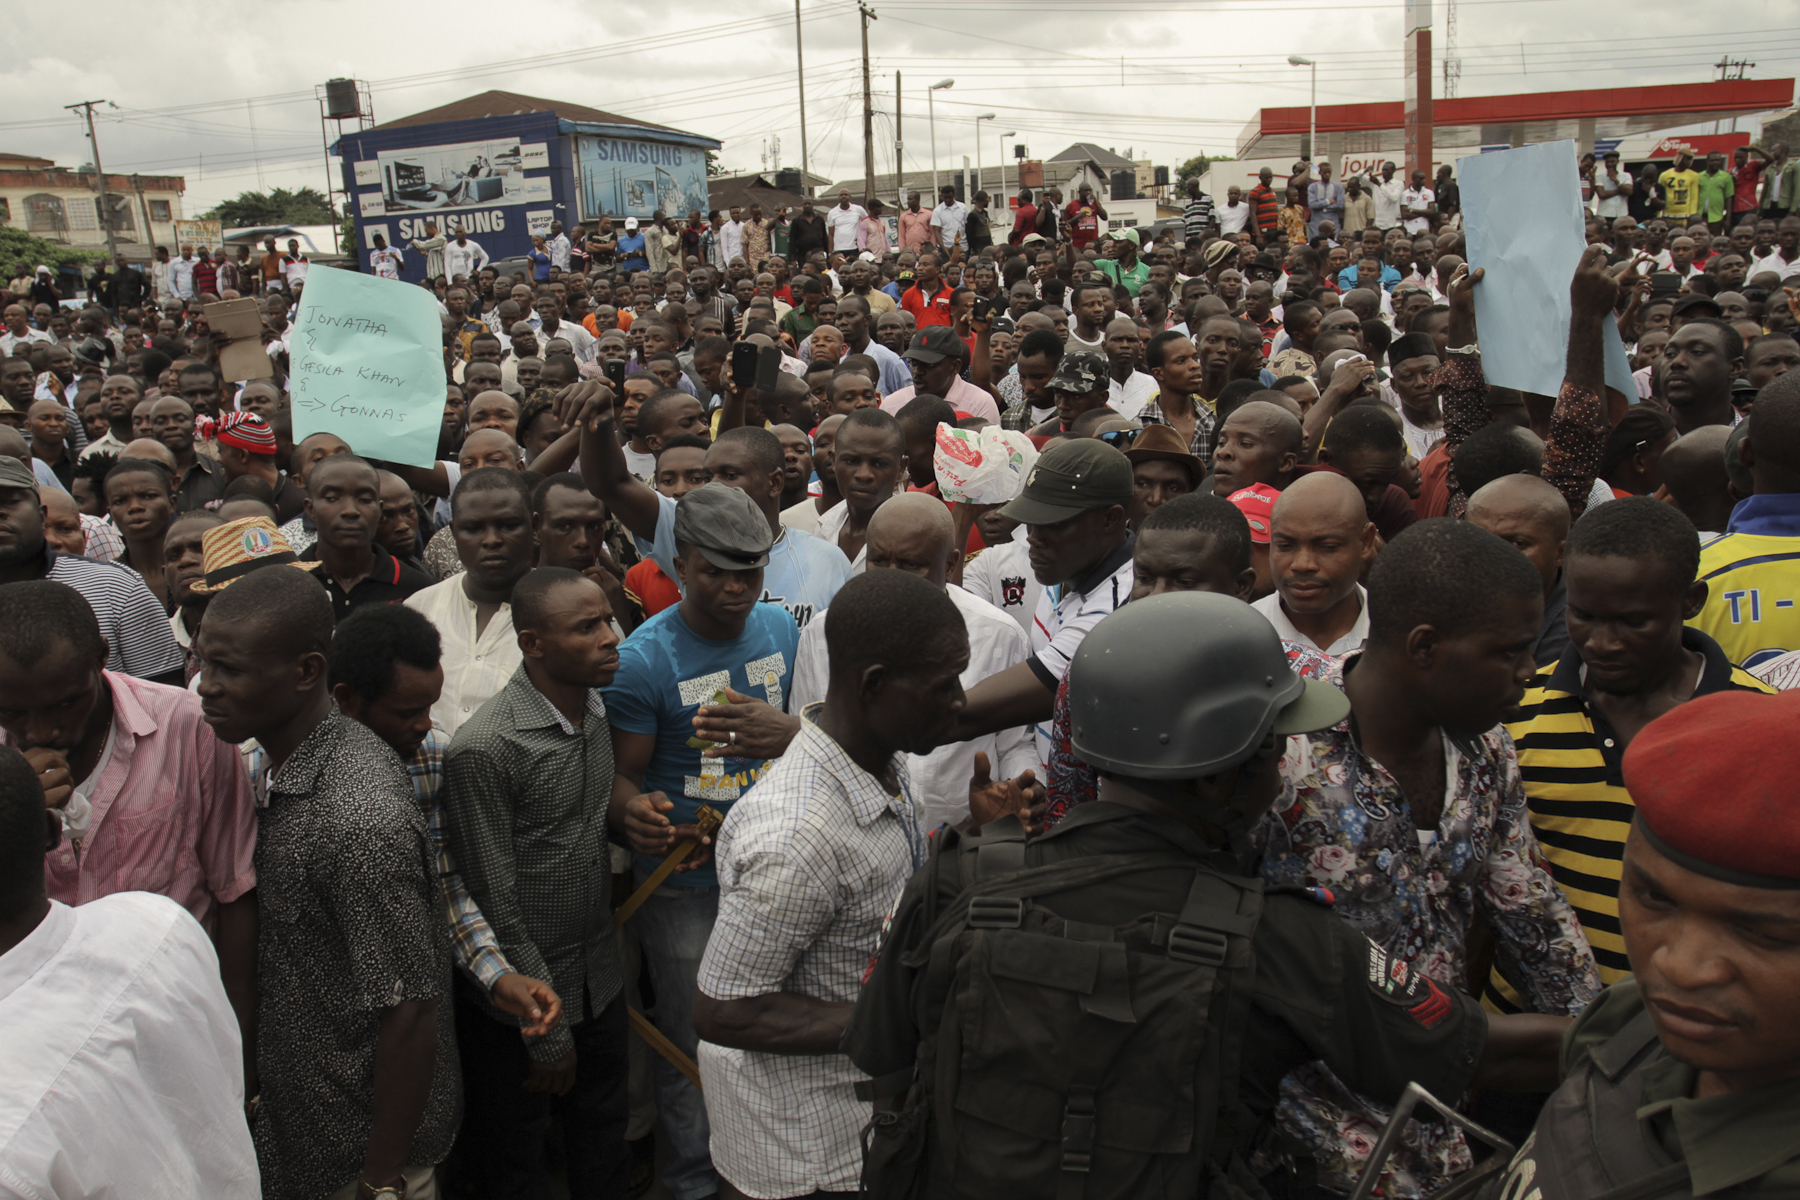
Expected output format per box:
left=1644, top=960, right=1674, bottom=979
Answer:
left=290, top=265, right=448, bottom=467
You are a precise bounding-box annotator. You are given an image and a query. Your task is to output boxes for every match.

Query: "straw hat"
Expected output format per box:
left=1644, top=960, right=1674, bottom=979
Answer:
left=189, top=516, right=322, bottom=595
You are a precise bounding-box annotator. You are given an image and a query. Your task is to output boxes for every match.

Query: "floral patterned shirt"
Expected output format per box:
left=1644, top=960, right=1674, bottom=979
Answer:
left=1043, top=638, right=1337, bottom=829
left=1260, top=653, right=1599, bottom=1197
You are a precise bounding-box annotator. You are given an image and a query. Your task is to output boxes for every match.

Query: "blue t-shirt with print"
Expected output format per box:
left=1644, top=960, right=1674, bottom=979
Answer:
left=616, top=233, right=648, bottom=272
left=603, top=601, right=801, bottom=888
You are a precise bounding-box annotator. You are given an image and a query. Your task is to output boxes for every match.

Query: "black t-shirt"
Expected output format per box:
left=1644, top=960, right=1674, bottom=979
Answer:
left=299, top=544, right=434, bottom=620
left=842, top=802, right=1486, bottom=1125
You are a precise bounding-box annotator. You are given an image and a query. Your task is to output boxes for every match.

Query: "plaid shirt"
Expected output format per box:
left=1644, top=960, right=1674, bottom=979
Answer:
left=696, top=712, right=922, bottom=1197
left=1138, top=390, right=1219, bottom=460
left=244, top=723, right=514, bottom=994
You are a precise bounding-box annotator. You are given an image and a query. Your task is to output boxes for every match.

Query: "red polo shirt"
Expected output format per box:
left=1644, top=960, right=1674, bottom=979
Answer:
left=900, top=280, right=955, bottom=328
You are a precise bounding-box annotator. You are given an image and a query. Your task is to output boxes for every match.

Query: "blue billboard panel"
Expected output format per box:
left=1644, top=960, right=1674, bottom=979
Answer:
left=577, top=135, right=708, bottom=220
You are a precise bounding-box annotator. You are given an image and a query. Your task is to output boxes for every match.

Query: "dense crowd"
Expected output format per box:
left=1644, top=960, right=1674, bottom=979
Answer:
left=3, top=138, right=1800, bottom=1200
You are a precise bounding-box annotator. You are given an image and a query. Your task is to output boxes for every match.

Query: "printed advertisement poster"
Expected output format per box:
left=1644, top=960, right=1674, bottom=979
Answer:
left=353, top=160, right=380, bottom=186
left=173, top=219, right=222, bottom=250
left=376, top=137, right=543, bottom=214
left=577, top=134, right=708, bottom=220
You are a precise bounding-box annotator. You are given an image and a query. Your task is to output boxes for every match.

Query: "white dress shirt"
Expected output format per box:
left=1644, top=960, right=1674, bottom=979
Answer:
left=719, top=220, right=746, bottom=264
left=405, top=576, right=524, bottom=735
left=787, top=584, right=1037, bottom=829
left=1399, top=186, right=1435, bottom=235
left=1367, top=175, right=1406, bottom=229
left=547, top=233, right=572, bottom=271
left=1253, top=583, right=1370, bottom=657
left=166, top=255, right=197, bottom=299
left=0, top=895, right=259, bottom=1199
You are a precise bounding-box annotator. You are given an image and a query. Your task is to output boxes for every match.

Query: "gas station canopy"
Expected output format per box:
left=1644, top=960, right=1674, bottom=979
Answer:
left=1238, top=78, right=1796, bottom=161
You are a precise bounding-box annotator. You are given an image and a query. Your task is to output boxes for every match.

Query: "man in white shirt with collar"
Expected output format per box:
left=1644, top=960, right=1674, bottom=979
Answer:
left=166, top=244, right=198, bottom=300
left=546, top=220, right=572, bottom=271
left=786, top=494, right=1037, bottom=829
left=0, top=745, right=260, bottom=1199
left=0, top=303, right=51, bottom=356
left=719, top=207, right=747, bottom=266
left=1251, top=472, right=1375, bottom=657
left=1399, top=169, right=1436, bottom=236
left=1354, top=161, right=1407, bottom=232
left=930, top=184, right=970, bottom=254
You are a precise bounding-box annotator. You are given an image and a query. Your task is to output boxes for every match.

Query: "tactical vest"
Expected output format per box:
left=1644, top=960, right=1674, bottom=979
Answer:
left=1486, top=1009, right=1693, bottom=1200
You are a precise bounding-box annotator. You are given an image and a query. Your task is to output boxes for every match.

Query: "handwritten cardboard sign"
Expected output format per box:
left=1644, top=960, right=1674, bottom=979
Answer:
left=290, top=265, right=447, bottom=468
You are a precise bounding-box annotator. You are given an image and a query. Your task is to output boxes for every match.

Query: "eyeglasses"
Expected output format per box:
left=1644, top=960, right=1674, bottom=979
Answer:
left=1096, top=427, right=1141, bottom=450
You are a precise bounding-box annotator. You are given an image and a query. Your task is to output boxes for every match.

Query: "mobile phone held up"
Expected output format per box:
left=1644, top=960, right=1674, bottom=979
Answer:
left=603, top=359, right=625, bottom=390
left=731, top=340, right=759, bottom=390
left=972, top=295, right=998, bottom=324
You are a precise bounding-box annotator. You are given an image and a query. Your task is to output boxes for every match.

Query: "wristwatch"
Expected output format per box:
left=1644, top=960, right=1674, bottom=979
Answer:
left=356, top=1180, right=405, bottom=1200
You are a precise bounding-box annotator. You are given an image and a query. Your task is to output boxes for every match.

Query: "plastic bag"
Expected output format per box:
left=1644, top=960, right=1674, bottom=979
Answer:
left=932, top=425, right=1038, bottom=504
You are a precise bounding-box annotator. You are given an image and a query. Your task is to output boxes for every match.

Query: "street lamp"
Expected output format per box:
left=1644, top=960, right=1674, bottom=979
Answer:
left=975, top=113, right=996, bottom=202
left=1289, top=55, right=1316, bottom=167
left=999, top=130, right=1017, bottom=205
left=928, top=78, right=954, bottom=196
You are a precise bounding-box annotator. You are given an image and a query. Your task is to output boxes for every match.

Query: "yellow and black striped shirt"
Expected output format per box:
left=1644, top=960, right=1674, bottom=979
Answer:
left=1484, top=627, right=1771, bottom=1013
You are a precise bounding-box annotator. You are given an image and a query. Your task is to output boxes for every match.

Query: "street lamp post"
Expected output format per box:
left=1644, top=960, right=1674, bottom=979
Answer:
left=1288, top=55, right=1316, bottom=166
left=975, top=112, right=996, bottom=201
left=999, top=130, right=1016, bottom=206
left=928, top=79, right=953, bottom=195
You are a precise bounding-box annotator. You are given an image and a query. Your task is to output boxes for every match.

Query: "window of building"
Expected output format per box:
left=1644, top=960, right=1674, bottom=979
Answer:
left=149, top=199, right=171, bottom=221
left=26, top=193, right=67, bottom=234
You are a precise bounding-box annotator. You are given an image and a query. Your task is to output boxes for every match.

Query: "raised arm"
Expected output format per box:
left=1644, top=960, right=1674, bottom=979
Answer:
left=550, top=380, right=662, bottom=539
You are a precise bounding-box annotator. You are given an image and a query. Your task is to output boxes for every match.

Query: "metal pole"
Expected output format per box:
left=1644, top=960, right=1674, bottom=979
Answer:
left=928, top=89, right=939, bottom=197
left=999, top=133, right=1014, bottom=209
left=795, top=0, right=810, bottom=182
left=894, top=72, right=903, bottom=213
left=1309, top=62, right=1317, bottom=167
left=974, top=121, right=981, bottom=202
left=860, top=4, right=876, bottom=205
left=66, top=100, right=120, bottom=268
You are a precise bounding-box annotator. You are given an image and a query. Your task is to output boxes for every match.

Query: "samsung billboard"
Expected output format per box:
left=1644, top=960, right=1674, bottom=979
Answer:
left=576, top=134, right=709, bottom=221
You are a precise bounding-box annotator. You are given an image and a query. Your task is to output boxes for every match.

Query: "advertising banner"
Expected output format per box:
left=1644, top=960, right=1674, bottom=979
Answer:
left=375, top=137, right=550, bottom=215
left=577, top=134, right=708, bottom=220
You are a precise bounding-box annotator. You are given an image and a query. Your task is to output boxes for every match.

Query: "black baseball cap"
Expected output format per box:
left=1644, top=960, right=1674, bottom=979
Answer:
left=998, top=440, right=1133, bottom=525
left=903, top=326, right=966, bottom=364
left=673, top=483, right=773, bottom=570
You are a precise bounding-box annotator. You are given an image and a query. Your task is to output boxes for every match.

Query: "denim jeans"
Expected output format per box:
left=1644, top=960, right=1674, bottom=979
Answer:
left=632, top=875, right=719, bottom=1200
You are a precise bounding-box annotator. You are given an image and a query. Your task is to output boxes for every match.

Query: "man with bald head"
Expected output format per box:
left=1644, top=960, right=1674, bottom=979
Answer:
left=1656, top=425, right=1735, bottom=538
left=120, top=437, right=178, bottom=473
left=787, top=492, right=1039, bottom=828
left=1102, top=316, right=1157, bottom=417
left=1467, top=474, right=1574, bottom=666
left=1252, top=471, right=1376, bottom=656
left=1211, top=400, right=1302, bottom=497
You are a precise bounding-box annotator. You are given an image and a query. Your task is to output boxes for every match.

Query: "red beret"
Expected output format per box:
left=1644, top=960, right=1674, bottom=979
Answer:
left=1622, top=689, right=1800, bottom=889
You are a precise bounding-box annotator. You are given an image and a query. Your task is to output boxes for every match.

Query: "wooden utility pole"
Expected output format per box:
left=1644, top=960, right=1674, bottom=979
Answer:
left=67, top=99, right=120, bottom=266
left=860, top=4, right=877, bottom=204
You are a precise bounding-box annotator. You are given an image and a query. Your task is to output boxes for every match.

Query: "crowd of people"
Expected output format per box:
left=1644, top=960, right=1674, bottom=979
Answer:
left=3, top=138, right=1800, bottom=1200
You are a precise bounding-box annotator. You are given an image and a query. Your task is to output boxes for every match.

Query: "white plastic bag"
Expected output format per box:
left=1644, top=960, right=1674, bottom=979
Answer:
left=932, top=424, right=1038, bottom=504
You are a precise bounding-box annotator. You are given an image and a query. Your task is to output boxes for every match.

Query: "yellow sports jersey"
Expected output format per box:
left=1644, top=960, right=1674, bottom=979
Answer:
left=1690, top=520, right=1800, bottom=671
left=1485, top=629, right=1771, bottom=1013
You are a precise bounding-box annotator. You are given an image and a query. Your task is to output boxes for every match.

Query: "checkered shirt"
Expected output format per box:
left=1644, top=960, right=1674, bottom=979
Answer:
left=696, top=712, right=923, bottom=1198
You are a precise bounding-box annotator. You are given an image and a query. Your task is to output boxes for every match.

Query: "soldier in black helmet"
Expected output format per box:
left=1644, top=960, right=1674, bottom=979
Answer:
left=845, top=591, right=1574, bottom=1200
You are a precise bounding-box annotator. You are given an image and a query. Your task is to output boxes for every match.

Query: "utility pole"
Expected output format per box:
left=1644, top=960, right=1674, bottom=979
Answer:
left=66, top=99, right=120, bottom=266
left=895, top=71, right=904, bottom=213
left=795, top=0, right=810, bottom=183
left=860, top=4, right=877, bottom=205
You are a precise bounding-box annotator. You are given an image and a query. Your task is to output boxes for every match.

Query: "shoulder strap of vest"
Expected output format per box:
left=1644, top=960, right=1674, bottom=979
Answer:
left=1590, top=1007, right=1665, bottom=1082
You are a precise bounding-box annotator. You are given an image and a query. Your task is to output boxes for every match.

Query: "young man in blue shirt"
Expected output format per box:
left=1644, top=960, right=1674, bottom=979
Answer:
left=604, top=482, right=801, bottom=1200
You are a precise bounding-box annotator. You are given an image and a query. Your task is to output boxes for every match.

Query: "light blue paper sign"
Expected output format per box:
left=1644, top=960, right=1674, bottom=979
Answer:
left=290, top=265, right=447, bottom=467
left=1458, top=139, right=1635, bottom=400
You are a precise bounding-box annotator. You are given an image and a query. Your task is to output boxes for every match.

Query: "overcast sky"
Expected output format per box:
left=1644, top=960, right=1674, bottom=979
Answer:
left=3, top=0, right=1796, bottom=214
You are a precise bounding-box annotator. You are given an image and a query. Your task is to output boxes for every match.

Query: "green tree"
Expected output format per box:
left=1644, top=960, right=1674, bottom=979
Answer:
left=706, top=150, right=724, bottom=178
left=1178, top=154, right=1230, bottom=183
left=203, top=186, right=337, bottom=227
left=0, top=224, right=104, bottom=270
